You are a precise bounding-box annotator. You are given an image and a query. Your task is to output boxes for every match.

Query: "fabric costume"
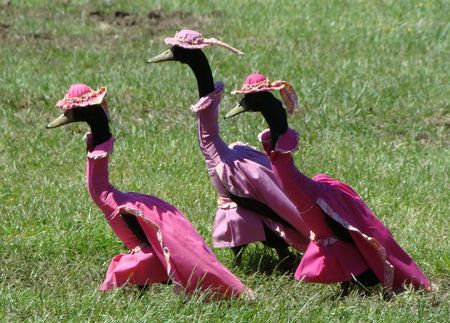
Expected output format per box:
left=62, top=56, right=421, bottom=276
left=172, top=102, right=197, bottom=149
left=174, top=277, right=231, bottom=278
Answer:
left=192, top=82, right=310, bottom=251
left=53, top=84, right=249, bottom=299
left=258, top=128, right=431, bottom=292
left=158, top=30, right=310, bottom=251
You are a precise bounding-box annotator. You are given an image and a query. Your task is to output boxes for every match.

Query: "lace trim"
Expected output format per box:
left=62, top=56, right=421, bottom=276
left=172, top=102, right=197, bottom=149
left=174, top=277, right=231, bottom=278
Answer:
left=57, top=87, right=107, bottom=110
left=165, top=31, right=243, bottom=54
left=316, top=198, right=395, bottom=291
left=241, top=79, right=271, bottom=91
left=257, top=128, right=300, bottom=154
left=190, top=82, right=224, bottom=112
left=112, top=206, right=174, bottom=280
left=84, top=133, right=115, bottom=160
left=313, top=236, right=338, bottom=247
left=217, top=196, right=237, bottom=209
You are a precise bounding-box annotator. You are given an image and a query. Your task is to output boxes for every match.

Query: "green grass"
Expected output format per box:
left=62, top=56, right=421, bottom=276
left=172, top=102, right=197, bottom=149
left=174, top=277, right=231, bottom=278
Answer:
left=0, top=0, right=448, bottom=321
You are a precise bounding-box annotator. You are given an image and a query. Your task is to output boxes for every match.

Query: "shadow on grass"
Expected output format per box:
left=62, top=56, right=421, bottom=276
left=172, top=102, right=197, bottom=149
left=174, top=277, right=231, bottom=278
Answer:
left=236, top=245, right=303, bottom=277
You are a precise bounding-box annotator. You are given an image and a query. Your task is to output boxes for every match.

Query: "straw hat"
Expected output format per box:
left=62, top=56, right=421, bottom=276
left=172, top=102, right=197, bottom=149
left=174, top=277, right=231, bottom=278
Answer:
left=56, top=84, right=107, bottom=113
left=164, top=29, right=244, bottom=54
left=231, top=73, right=298, bottom=114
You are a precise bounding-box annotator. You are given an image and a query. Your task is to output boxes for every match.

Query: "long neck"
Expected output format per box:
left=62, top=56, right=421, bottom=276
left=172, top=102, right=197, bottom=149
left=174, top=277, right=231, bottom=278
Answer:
left=85, top=106, right=112, bottom=147
left=186, top=51, right=215, bottom=98
left=84, top=107, right=123, bottom=218
left=260, top=97, right=288, bottom=149
left=186, top=52, right=230, bottom=169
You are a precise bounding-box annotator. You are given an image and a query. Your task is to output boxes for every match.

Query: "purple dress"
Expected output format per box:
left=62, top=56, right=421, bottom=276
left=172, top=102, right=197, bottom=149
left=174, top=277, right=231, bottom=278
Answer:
left=192, top=83, right=310, bottom=251
left=84, top=133, right=250, bottom=299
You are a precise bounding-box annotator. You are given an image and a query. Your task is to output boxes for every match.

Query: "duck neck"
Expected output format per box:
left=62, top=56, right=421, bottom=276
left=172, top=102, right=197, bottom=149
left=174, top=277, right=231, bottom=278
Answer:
left=84, top=105, right=122, bottom=217
left=186, top=51, right=229, bottom=169
left=86, top=106, right=112, bottom=147
left=186, top=51, right=215, bottom=98
left=260, top=97, right=288, bottom=150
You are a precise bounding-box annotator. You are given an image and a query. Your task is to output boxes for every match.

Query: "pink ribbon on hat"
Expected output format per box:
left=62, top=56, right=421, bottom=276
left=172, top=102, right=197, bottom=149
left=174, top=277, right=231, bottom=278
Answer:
left=164, top=29, right=244, bottom=55
left=232, top=73, right=298, bottom=114
left=56, top=84, right=108, bottom=114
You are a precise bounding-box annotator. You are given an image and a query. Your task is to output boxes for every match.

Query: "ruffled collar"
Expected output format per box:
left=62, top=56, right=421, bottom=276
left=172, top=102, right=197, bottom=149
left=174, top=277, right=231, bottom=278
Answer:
left=191, top=82, right=225, bottom=112
left=257, top=128, right=300, bottom=154
left=84, top=132, right=115, bottom=159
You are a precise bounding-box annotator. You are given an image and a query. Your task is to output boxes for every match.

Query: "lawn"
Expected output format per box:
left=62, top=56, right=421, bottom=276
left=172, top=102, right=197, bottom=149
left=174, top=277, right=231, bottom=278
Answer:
left=0, top=0, right=448, bottom=321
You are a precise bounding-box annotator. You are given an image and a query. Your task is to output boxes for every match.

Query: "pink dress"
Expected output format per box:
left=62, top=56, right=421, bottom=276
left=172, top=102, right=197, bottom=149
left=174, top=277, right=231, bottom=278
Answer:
left=193, top=82, right=310, bottom=251
left=259, top=128, right=431, bottom=292
left=84, top=133, right=248, bottom=299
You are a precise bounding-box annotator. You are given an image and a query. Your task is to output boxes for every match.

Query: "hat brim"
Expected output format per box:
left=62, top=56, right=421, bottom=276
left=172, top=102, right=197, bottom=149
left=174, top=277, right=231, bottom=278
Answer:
left=231, top=85, right=285, bottom=95
left=56, top=87, right=107, bottom=111
left=164, top=37, right=210, bottom=49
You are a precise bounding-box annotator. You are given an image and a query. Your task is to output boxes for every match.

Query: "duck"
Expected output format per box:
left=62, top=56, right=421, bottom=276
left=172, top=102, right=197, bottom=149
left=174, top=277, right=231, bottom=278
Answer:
left=46, top=84, right=253, bottom=299
left=228, top=73, right=432, bottom=295
left=148, top=30, right=310, bottom=268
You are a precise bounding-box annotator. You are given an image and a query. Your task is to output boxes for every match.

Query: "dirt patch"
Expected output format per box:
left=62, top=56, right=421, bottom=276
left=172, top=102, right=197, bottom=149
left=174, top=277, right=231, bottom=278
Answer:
left=88, top=9, right=221, bottom=35
left=426, top=114, right=450, bottom=129
left=0, top=4, right=223, bottom=49
left=419, top=114, right=450, bottom=145
left=1, top=1, right=50, bottom=20
left=89, top=10, right=140, bottom=27
left=0, top=27, right=52, bottom=42
left=1, top=0, right=11, bottom=9
left=414, top=132, right=429, bottom=142
left=0, top=2, right=54, bottom=42
left=147, top=10, right=196, bottom=35
left=28, top=32, right=52, bottom=40
left=0, top=22, right=9, bottom=36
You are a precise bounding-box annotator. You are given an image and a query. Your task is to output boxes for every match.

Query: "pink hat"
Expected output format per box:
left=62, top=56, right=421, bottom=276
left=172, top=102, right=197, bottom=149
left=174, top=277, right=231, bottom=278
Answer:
left=56, top=84, right=108, bottom=113
left=164, top=29, right=244, bottom=55
left=231, top=73, right=298, bottom=114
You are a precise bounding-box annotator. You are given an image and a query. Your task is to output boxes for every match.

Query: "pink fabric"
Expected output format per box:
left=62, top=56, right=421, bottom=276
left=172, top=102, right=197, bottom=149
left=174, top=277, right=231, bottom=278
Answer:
left=165, top=29, right=209, bottom=49
left=101, top=244, right=168, bottom=290
left=298, top=240, right=371, bottom=283
left=232, top=74, right=281, bottom=93
left=68, top=84, right=92, bottom=98
left=84, top=134, right=248, bottom=299
left=232, top=74, right=298, bottom=114
left=57, top=83, right=108, bottom=113
left=262, top=129, right=431, bottom=292
left=259, top=128, right=299, bottom=154
left=193, top=83, right=310, bottom=251
left=164, top=29, right=244, bottom=54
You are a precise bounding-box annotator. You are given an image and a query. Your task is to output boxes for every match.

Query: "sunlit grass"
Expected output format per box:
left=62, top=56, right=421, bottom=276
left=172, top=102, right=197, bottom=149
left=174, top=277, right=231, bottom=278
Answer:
left=0, top=0, right=448, bottom=321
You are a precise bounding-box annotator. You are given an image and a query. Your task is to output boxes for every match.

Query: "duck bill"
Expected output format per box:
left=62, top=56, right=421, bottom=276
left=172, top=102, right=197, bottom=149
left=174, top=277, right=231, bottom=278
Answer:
left=46, top=112, right=74, bottom=129
left=225, top=103, right=248, bottom=119
left=147, top=49, right=174, bottom=63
